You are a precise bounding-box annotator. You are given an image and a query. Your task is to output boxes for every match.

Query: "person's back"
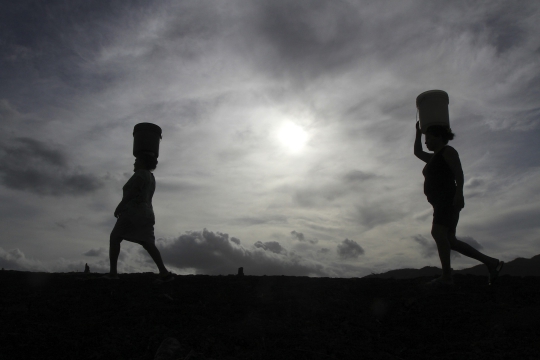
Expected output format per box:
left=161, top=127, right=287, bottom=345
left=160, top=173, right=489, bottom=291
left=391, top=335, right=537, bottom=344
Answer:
left=121, top=169, right=155, bottom=224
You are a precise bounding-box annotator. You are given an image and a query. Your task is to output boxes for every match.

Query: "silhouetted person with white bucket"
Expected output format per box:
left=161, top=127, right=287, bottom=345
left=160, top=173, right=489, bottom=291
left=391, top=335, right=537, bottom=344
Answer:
left=414, top=91, right=503, bottom=286
left=103, top=123, right=174, bottom=283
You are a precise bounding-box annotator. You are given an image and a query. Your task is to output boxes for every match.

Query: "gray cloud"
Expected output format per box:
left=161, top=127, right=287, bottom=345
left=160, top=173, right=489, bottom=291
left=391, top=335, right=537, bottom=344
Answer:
left=84, top=247, right=107, bottom=257
left=0, top=246, right=108, bottom=273
left=232, top=215, right=288, bottom=226
left=292, top=177, right=373, bottom=208
left=291, top=230, right=304, bottom=241
left=355, top=204, right=407, bottom=229
left=465, top=178, right=485, bottom=189
left=343, top=170, right=377, bottom=183
left=337, top=239, right=364, bottom=260
left=159, top=229, right=327, bottom=276
left=412, top=235, right=437, bottom=258
left=470, top=205, right=540, bottom=241
left=293, top=187, right=348, bottom=207
left=254, top=241, right=286, bottom=255
left=0, top=248, right=27, bottom=271
left=291, top=169, right=380, bottom=209
left=0, top=99, right=19, bottom=119
left=253, top=0, right=364, bottom=80
left=291, top=230, right=318, bottom=245
left=0, top=137, right=103, bottom=196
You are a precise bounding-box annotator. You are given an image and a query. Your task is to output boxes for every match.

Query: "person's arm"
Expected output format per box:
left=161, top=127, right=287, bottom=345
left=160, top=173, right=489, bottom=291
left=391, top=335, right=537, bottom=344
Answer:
left=442, top=146, right=465, bottom=209
left=414, top=122, right=433, bottom=163
left=114, top=174, right=145, bottom=217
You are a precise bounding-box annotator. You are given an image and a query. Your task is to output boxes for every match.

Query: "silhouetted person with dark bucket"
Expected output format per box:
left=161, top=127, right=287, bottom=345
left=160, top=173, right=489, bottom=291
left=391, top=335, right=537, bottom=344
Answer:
left=414, top=122, right=503, bottom=286
left=102, top=154, right=174, bottom=283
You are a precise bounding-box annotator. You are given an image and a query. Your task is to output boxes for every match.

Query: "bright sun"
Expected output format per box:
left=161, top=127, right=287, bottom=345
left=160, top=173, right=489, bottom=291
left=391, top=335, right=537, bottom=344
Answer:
left=278, top=122, right=308, bottom=152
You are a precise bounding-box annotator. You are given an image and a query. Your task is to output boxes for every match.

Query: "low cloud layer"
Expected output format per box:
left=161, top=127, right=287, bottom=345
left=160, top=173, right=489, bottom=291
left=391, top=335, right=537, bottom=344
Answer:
left=254, top=241, right=286, bottom=255
left=159, top=229, right=327, bottom=276
left=84, top=247, right=107, bottom=257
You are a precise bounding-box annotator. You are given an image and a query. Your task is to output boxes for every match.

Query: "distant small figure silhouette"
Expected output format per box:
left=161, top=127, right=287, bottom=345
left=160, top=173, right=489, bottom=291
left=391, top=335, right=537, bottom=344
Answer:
left=84, top=263, right=90, bottom=273
left=237, top=267, right=244, bottom=276
left=414, top=121, right=504, bottom=286
left=104, top=154, right=174, bottom=282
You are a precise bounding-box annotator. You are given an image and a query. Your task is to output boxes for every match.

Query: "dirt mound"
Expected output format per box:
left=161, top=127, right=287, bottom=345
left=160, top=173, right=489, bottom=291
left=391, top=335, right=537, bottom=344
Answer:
left=1, top=271, right=539, bottom=359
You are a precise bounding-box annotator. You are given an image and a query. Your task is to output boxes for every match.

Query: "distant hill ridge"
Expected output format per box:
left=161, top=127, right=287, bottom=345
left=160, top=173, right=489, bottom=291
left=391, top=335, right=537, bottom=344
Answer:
left=363, top=254, right=540, bottom=279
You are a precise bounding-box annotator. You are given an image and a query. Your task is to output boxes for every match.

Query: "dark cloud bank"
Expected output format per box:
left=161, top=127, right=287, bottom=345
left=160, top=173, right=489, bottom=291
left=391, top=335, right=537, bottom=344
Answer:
left=158, top=229, right=326, bottom=276
left=155, top=229, right=369, bottom=277
left=0, top=137, right=103, bottom=196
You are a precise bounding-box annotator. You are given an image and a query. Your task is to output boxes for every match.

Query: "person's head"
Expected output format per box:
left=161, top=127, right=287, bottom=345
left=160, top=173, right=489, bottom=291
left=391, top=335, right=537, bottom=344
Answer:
left=425, top=125, right=455, bottom=151
left=134, top=153, right=158, bottom=172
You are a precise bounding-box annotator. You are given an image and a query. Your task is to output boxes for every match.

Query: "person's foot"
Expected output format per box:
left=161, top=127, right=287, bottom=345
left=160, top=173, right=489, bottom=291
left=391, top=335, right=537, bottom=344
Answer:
left=154, top=272, right=175, bottom=284
left=488, top=260, right=504, bottom=285
left=101, top=273, right=120, bottom=280
left=424, top=276, right=454, bottom=287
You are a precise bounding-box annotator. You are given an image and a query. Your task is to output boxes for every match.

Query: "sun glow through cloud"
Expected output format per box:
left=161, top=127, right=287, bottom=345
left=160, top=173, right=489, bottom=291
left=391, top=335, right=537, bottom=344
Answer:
left=277, top=122, right=308, bottom=152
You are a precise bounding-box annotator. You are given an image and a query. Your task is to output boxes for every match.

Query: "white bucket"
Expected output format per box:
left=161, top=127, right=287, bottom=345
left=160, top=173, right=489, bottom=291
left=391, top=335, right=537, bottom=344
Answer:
left=416, top=90, right=449, bottom=134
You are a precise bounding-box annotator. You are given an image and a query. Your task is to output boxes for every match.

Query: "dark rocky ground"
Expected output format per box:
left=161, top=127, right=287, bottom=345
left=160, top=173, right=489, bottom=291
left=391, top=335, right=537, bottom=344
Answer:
left=1, top=271, right=540, bottom=360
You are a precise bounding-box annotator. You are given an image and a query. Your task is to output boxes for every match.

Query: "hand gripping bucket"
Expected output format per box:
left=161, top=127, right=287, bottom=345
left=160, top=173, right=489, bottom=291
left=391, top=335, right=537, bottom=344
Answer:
left=416, top=90, right=450, bottom=134
left=133, top=123, right=162, bottom=158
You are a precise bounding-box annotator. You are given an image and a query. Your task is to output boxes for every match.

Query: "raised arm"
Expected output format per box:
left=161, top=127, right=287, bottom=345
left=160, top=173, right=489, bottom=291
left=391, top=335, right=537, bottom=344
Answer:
left=414, top=121, right=433, bottom=163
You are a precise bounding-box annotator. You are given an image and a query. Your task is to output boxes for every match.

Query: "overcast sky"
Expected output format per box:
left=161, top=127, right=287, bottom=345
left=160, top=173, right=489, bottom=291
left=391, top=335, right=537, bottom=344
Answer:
left=1, top=0, right=539, bottom=277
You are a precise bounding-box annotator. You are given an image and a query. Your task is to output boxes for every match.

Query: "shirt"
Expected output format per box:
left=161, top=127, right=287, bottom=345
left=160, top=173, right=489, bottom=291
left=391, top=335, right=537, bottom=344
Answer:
left=423, top=146, right=456, bottom=207
left=119, top=169, right=155, bottom=224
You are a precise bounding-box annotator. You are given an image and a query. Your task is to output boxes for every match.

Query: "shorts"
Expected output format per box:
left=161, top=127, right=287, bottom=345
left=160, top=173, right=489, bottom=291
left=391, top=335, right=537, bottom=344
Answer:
left=110, top=214, right=155, bottom=246
left=432, top=205, right=460, bottom=233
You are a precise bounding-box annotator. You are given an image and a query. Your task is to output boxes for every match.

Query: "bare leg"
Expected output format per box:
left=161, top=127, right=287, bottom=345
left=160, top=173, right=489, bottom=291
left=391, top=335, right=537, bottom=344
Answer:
left=142, top=242, right=168, bottom=275
left=109, top=235, right=122, bottom=277
left=448, top=234, right=499, bottom=268
left=431, top=224, right=453, bottom=280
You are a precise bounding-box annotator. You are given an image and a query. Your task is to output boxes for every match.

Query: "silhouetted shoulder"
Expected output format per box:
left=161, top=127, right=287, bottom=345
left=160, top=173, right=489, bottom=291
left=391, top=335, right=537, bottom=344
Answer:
left=442, top=146, right=460, bottom=160
left=442, top=146, right=463, bottom=174
left=444, top=145, right=458, bottom=153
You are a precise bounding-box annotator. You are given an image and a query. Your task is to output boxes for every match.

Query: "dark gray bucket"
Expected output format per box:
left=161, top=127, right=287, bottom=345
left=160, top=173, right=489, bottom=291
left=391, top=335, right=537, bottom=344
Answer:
left=133, top=123, right=162, bottom=158
left=416, top=90, right=450, bottom=134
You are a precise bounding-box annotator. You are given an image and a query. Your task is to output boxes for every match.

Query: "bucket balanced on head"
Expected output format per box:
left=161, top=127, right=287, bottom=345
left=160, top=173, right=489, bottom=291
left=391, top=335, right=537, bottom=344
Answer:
left=416, top=90, right=450, bottom=134
left=133, top=123, right=162, bottom=158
